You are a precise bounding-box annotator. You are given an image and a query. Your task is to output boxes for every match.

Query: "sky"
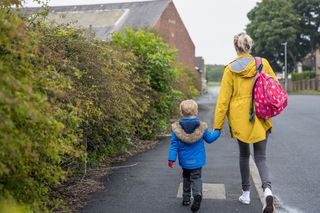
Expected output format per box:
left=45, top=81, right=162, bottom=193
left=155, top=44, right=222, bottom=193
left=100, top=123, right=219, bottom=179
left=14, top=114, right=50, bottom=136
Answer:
left=24, top=0, right=261, bottom=65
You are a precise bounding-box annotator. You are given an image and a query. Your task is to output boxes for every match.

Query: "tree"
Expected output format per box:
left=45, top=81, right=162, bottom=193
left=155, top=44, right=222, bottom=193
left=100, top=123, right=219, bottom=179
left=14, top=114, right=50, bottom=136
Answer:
left=293, top=0, right=320, bottom=71
left=206, top=64, right=224, bottom=82
left=246, top=0, right=300, bottom=72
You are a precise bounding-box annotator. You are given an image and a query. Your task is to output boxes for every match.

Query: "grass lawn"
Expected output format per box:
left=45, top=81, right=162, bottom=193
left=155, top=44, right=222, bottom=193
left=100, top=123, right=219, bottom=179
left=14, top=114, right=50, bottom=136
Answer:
left=289, top=90, right=320, bottom=95
left=207, top=81, right=221, bottom=86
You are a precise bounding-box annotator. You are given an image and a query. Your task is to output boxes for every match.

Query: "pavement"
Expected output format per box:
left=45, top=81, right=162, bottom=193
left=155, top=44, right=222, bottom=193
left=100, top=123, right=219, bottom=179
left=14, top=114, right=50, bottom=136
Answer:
left=80, top=86, right=264, bottom=213
left=268, top=95, right=320, bottom=213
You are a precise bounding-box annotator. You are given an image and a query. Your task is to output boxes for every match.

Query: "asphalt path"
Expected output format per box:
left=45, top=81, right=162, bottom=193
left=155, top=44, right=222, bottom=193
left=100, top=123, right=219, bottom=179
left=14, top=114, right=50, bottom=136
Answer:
left=80, top=86, right=320, bottom=213
left=268, top=95, right=320, bottom=213
left=80, top=86, right=263, bottom=213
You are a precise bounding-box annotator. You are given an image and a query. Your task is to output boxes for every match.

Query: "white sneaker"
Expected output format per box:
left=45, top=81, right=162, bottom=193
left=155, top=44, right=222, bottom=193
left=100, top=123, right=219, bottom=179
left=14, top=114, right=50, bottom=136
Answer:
left=239, top=190, right=250, bottom=205
left=262, top=188, right=274, bottom=213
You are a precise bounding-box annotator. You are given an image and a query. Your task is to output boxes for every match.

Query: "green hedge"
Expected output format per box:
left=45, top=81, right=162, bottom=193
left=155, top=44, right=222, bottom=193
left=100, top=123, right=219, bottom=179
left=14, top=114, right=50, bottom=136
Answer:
left=292, top=71, right=316, bottom=81
left=0, top=4, right=200, bottom=212
left=0, top=8, right=83, bottom=212
left=112, top=29, right=179, bottom=139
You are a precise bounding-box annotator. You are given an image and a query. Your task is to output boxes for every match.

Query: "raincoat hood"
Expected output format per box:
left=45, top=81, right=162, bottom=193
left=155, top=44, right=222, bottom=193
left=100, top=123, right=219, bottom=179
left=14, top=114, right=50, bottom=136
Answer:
left=171, top=118, right=207, bottom=144
left=229, top=54, right=257, bottom=78
left=179, top=118, right=200, bottom=134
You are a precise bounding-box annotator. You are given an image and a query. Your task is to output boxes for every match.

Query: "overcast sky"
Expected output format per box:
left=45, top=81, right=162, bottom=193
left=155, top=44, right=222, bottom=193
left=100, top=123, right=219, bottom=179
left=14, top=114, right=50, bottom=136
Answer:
left=24, top=0, right=261, bottom=65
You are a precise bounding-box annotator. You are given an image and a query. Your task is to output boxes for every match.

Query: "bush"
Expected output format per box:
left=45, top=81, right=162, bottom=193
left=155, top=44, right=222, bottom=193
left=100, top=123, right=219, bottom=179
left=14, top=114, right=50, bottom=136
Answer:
left=174, top=65, right=201, bottom=98
left=0, top=5, right=201, bottom=211
left=35, top=24, right=151, bottom=164
left=0, top=197, right=31, bottom=213
left=0, top=8, right=82, bottom=211
left=112, top=29, right=178, bottom=139
left=292, top=71, right=316, bottom=81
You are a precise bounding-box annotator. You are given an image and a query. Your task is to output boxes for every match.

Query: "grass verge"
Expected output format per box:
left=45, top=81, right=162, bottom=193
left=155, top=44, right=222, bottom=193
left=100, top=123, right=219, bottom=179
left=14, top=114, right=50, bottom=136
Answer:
left=207, top=81, right=221, bottom=86
left=289, top=90, right=320, bottom=95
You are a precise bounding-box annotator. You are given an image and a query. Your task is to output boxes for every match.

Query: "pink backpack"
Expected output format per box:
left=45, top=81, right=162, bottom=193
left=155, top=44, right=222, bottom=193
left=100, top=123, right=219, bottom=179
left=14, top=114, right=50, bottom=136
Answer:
left=249, top=57, right=288, bottom=122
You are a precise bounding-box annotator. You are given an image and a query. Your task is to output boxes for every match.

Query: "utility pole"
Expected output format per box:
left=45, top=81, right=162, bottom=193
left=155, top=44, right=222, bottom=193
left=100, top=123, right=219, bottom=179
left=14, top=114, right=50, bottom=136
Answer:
left=281, top=42, right=288, bottom=92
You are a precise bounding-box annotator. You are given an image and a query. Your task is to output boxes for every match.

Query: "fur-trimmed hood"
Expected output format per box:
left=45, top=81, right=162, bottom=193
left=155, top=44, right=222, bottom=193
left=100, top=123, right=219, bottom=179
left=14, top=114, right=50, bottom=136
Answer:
left=172, top=121, right=207, bottom=144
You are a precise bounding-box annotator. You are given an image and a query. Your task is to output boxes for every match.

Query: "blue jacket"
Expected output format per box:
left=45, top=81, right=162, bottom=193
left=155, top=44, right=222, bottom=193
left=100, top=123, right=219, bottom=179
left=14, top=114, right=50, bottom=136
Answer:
left=168, top=118, right=221, bottom=169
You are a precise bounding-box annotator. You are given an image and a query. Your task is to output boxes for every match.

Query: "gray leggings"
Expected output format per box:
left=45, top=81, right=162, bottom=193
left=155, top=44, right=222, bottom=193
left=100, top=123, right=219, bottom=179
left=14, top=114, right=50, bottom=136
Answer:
left=238, top=135, right=271, bottom=191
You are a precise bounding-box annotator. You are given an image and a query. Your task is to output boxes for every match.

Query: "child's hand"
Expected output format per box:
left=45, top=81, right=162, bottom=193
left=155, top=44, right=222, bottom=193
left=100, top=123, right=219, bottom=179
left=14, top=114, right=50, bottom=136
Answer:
left=168, top=161, right=175, bottom=168
left=213, top=129, right=221, bottom=139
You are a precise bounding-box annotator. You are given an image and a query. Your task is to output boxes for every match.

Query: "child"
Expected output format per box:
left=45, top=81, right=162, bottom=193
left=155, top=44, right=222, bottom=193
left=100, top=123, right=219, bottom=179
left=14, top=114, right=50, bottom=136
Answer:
left=168, top=99, right=221, bottom=212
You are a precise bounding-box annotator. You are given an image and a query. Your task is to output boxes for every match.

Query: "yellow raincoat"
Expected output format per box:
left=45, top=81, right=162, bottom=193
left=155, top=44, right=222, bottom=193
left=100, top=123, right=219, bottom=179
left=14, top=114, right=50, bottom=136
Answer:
left=214, top=54, right=277, bottom=143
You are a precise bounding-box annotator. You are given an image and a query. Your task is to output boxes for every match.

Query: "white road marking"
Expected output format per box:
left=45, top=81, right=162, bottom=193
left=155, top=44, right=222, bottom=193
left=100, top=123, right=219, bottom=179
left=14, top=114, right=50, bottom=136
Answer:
left=177, top=183, right=226, bottom=199
left=249, top=156, right=264, bottom=203
left=250, top=156, right=304, bottom=213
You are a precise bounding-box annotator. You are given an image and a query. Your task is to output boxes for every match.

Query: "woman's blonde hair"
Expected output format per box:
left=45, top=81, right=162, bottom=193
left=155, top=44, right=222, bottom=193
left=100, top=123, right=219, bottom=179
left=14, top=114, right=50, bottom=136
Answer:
left=234, top=32, right=253, bottom=54
left=180, top=100, right=198, bottom=117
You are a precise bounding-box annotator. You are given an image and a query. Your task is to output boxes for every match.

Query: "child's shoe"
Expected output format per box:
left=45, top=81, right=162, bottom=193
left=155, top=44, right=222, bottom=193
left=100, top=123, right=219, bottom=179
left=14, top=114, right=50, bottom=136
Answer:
left=182, top=200, right=191, bottom=206
left=262, top=188, right=274, bottom=213
left=239, top=190, right=250, bottom=205
left=182, top=193, right=191, bottom=206
left=190, top=195, right=202, bottom=212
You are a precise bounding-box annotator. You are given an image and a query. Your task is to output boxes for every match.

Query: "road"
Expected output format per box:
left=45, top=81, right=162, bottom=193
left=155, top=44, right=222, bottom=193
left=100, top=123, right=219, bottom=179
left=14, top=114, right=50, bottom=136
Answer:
left=268, top=95, right=320, bottom=213
left=208, top=88, right=320, bottom=213
left=80, top=86, right=262, bottom=213
left=80, top=87, right=320, bottom=213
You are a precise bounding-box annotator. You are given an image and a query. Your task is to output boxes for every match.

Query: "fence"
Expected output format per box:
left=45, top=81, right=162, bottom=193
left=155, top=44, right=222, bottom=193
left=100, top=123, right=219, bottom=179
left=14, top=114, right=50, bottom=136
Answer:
left=290, top=78, right=320, bottom=92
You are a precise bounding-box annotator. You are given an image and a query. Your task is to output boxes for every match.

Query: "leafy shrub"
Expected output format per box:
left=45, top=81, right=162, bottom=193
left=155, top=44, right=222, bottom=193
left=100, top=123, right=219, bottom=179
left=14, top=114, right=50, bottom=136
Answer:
left=0, top=4, right=201, bottom=211
left=292, top=71, right=316, bottom=81
left=0, top=197, right=31, bottom=213
left=174, top=65, right=201, bottom=99
left=36, top=25, right=151, bottom=164
left=112, top=29, right=178, bottom=139
left=0, top=8, right=82, bottom=211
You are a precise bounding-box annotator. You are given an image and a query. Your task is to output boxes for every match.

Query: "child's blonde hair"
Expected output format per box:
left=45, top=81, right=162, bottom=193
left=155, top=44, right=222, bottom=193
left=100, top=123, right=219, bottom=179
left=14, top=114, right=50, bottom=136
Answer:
left=180, top=99, right=198, bottom=117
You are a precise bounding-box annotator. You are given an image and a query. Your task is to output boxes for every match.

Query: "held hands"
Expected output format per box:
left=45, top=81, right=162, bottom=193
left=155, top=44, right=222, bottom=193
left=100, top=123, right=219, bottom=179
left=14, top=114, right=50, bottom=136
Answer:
left=168, top=161, right=175, bottom=168
left=213, top=129, right=221, bottom=139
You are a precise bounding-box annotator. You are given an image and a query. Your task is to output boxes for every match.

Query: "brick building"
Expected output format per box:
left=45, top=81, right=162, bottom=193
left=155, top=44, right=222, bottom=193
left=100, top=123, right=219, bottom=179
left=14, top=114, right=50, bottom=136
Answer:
left=25, top=0, right=196, bottom=71
left=195, top=56, right=207, bottom=94
left=153, top=1, right=195, bottom=70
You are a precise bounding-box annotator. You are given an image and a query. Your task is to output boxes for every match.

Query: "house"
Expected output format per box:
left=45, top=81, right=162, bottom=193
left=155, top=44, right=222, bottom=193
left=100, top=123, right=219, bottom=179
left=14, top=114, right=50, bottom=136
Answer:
left=302, top=48, right=320, bottom=79
left=195, top=56, right=206, bottom=94
left=24, top=0, right=196, bottom=72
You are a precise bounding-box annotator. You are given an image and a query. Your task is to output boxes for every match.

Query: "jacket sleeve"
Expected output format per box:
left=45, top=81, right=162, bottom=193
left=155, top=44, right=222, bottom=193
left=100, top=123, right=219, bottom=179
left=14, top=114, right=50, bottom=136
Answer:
left=214, top=67, right=233, bottom=130
left=203, top=128, right=221, bottom=144
left=262, top=58, right=278, bottom=81
left=168, top=132, right=179, bottom=162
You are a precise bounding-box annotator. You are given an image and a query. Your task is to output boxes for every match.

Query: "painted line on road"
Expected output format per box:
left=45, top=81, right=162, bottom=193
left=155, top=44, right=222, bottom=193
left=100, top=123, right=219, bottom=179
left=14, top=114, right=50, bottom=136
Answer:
left=177, top=183, right=226, bottom=200
left=249, top=155, right=264, bottom=204
left=250, top=155, right=284, bottom=212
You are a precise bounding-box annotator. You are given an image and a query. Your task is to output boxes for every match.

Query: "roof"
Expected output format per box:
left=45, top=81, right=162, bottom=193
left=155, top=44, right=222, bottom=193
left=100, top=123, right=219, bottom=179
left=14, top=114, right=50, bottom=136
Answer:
left=23, top=0, right=172, bottom=40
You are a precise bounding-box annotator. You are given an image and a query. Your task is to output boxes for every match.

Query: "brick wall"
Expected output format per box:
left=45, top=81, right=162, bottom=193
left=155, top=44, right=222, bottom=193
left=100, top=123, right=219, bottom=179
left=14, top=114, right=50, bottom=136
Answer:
left=154, top=2, right=195, bottom=70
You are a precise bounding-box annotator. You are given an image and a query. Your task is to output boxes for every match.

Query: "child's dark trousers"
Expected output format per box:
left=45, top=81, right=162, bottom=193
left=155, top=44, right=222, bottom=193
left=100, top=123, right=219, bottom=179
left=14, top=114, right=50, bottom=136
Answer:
left=182, top=168, right=202, bottom=201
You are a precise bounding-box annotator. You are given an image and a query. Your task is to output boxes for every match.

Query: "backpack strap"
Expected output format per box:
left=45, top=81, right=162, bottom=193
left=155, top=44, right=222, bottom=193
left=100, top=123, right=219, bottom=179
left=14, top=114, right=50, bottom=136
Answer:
left=249, top=57, right=264, bottom=122
left=255, top=57, right=263, bottom=73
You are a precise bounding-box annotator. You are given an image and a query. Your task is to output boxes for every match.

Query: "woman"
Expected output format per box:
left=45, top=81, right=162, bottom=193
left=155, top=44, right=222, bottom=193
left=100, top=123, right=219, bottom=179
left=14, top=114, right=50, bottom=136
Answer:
left=214, top=33, right=275, bottom=213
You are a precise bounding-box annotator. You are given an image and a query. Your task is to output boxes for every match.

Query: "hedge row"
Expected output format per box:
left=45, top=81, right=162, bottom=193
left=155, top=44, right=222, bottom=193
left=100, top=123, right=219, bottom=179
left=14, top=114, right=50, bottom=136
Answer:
left=291, top=71, right=316, bottom=81
left=0, top=3, right=200, bottom=212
